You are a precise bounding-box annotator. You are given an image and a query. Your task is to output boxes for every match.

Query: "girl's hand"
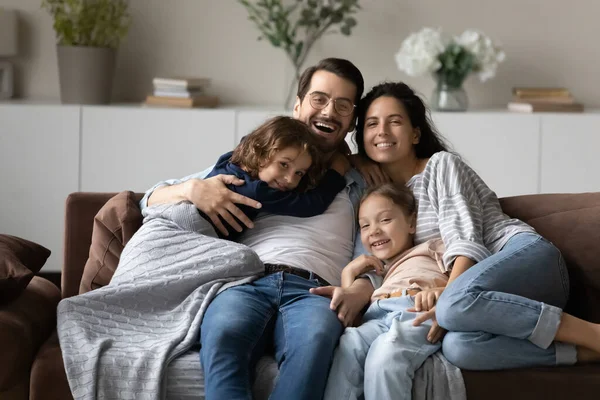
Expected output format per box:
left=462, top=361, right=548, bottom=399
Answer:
left=410, top=306, right=447, bottom=344
left=347, top=154, right=390, bottom=186
left=341, top=255, right=385, bottom=288
left=411, top=287, right=445, bottom=312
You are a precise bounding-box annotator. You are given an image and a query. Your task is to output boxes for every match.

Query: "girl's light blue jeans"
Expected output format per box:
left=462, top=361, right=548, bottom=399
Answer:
left=324, top=294, right=441, bottom=400
left=436, top=232, right=576, bottom=370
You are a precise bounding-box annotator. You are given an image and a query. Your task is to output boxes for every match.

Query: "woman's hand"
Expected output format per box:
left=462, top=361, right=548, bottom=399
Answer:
left=410, top=306, right=447, bottom=344
left=183, top=175, right=262, bottom=236
left=341, top=255, right=385, bottom=288
left=347, top=154, right=390, bottom=186
left=330, top=152, right=352, bottom=176
left=412, top=287, right=445, bottom=312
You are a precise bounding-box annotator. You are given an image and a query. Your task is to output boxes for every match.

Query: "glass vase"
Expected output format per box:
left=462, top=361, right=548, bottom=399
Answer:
left=430, top=80, right=469, bottom=112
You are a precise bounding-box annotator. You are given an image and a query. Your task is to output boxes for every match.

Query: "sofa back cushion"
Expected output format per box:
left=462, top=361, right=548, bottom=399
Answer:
left=0, top=235, right=51, bottom=304
left=78, top=191, right=143, bottom=294
left=500, top=192, right=600, bottom=323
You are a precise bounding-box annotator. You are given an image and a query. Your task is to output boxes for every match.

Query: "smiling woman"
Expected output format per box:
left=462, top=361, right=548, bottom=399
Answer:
left=353, top=81, right=600, bottom=378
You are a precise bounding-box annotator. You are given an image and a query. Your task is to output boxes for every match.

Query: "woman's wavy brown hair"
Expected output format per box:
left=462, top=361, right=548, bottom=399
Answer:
left=231, top=116, right=327, bottom=189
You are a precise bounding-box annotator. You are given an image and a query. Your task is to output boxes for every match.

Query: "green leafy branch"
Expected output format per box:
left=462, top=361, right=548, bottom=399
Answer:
left=434, top=43, right=475, bottom=89
left=238, top=0, right=360, bottom=106
left=41, top=0, right=131, bottom=49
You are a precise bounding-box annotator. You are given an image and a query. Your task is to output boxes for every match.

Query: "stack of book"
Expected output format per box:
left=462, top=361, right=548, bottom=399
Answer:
left=507, top=87, right=584, bottom=113
left=145, top=77, right=219, bottom=108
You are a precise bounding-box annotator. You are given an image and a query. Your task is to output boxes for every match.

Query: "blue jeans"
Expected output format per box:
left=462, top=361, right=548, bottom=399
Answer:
left=199, top=272, right=344, bottom=400
left=436, top=232, right=576, bottom=370
left=324, top=294, right=441, bottom=400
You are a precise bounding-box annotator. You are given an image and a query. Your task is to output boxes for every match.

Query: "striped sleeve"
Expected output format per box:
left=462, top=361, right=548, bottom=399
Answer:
left=433, top=153, right=493, bottom=268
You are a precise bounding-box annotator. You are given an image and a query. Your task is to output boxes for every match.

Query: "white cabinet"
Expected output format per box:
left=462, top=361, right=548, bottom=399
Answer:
left=81, top=106, right=237, bottom=192
left=540, top=114, right=600, bottom=193
left=2, top=103, right=599, bottom=271
left=433, top=112, right=541, bottom=197
left=0, top=104, right=80, bottom=273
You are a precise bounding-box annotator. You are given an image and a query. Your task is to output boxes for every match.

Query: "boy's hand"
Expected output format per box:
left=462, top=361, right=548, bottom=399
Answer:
left=348, top=154, right=390, bottom=186
left=410, top=306, right=447, bottom=344
left=341, top=255, right=385, bottom=288
left=411, top=287, right=445, bottom=312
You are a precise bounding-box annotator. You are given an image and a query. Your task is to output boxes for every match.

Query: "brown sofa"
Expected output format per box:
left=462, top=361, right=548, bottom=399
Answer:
left=0, top=236, right=61, bottom=400
left=30, top=191, right=600, bottom=399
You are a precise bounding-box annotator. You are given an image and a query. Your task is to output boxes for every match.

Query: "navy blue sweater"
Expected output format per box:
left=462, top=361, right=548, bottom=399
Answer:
left=203, top=151, right=346, bottom=239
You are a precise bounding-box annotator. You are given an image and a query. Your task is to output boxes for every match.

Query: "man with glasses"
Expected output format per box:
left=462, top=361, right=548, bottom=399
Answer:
left=140, top=58, right=378, bottom=400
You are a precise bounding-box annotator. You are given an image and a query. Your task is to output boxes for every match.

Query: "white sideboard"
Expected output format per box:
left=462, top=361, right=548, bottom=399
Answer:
left=2, top=103, right=599, bottom=271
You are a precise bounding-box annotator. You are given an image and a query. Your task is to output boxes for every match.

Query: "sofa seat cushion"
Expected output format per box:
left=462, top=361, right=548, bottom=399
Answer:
left=0, top=235, right=51, bottom=304
left=0, top=276, right=60, bottom=391
left=463, top=364, right=600, bottom=399
left=79, top=191, right=143, bottom=294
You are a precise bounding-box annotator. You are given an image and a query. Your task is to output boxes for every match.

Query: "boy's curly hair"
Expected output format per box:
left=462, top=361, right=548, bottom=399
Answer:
left=231, top=116, right=327, bottom=189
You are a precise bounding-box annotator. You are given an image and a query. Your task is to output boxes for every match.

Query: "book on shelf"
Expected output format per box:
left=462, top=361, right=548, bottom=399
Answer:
left=507, top=101, right=584, bottom=113
left=512, top=87, right=572, bottom=98
left=153, top=88, right=205, bottom=98
left=510, top=95, right=575, bottom=105
left=145, top=95, right=220, bottom=108
left=152, top=77, right=211, bottom=90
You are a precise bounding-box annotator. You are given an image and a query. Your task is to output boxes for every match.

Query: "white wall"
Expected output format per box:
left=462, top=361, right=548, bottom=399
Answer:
left=1, top=0, right=599, bottom=108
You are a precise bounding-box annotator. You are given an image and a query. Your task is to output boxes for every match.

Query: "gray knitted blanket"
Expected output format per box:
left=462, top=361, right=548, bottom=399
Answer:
left=57, top=202, right=264, bottom=400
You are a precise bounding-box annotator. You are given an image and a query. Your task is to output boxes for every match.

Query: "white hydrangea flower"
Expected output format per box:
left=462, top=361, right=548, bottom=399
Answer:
left=455, top=29, right=506, bottom=82
left=395, top=27, right=445, bottom=77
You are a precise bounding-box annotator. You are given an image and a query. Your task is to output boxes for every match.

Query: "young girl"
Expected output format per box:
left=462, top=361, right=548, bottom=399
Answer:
left=324, top=183, right=448, bottom=400
left=201, top=115, right=349, bottom=238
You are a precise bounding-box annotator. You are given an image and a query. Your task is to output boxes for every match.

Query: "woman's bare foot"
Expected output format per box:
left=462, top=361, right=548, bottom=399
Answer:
left=577, top=346, right=600, bottom=363
left=555, top=313, right=600, bottom=354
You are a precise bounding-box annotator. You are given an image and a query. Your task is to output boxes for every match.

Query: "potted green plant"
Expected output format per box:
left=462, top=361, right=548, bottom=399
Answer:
left=41, top=0, right=131, bottom=104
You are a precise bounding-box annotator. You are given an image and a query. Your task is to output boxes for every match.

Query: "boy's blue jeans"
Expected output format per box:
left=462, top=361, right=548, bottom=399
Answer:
left=199, top=271, right=344, bottom=400
left=324, top=294, right=440, bottom=400
left=437, top=232, right=577, bottom=370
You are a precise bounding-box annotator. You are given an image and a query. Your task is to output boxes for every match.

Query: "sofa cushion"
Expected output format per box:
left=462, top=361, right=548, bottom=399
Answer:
left=0, top=235, right=51, bottom=304
left=79, top=191, right=143, bottom=294
left=0, top=276, right=61, bottom=392
left=500, top=192, right=600, bottom=322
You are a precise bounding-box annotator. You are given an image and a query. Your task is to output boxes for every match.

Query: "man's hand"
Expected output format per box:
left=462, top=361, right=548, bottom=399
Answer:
left=408, top=306, right=447, bottom=344
left=341, top=255, right=385, bottom=288
left=412, top=287, right=445, bottom=312
left=348, top=154, right=390, bottom=186
left=183, top=175, right=262, bottom=236
left=310, top=278, right=373, bottom=327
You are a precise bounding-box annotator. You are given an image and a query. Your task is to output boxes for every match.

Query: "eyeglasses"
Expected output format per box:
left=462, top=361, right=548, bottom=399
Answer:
left=308, top=92, right=356, bottom=117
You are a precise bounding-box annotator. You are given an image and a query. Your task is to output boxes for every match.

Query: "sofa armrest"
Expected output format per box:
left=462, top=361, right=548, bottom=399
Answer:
left=0, top=276, right=61, bottom=394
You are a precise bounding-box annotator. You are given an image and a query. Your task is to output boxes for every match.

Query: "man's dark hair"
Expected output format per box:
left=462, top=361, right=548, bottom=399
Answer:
left=296, top=58, right=364, bottom=105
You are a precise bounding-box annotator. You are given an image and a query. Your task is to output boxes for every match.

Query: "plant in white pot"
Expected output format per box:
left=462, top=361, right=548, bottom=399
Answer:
left=42, top=0, right=131, bottom=104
